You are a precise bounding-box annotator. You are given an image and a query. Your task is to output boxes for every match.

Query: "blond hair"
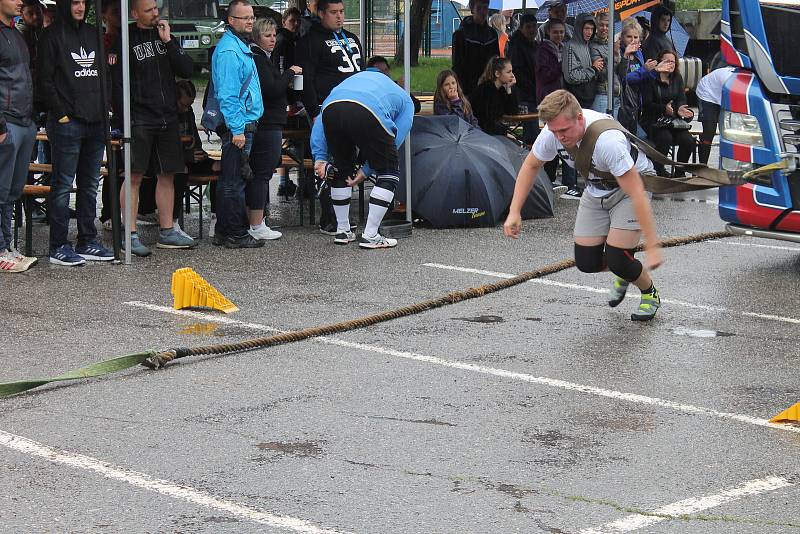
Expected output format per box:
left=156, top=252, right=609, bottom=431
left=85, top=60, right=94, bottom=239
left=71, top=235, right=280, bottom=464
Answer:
left=537, top=89, right=582, bottom=123
left=621, top=18, right=642, bottom=38
left=489, top=13, right=506, bottom=34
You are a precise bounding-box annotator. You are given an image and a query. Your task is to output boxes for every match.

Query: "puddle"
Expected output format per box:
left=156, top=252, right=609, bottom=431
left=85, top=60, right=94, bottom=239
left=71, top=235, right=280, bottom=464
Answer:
left=671, top=326, right=736, bottom=338
left=454, top=315, right=504, bottom=324
left=255, top=441, right=323, bottom=457
left=368, top=415, right=457, bottom=427
left=178, top=323, right=219, bottom=335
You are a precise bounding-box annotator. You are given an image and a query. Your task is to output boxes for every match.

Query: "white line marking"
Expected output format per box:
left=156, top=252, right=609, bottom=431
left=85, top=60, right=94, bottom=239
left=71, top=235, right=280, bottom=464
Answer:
left=578, top=476, right=794, bottom=533
left=124, top=301, right=800, bottom=435
left=712, top=241, right=800, bottom=252
left=0, top=429, right=349, bottom=534
left=422, top=263, right=800, bottom=325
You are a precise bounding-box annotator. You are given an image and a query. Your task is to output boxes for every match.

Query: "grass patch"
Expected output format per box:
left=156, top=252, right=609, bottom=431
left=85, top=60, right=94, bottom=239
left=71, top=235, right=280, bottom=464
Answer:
left=388, top=57, right=452, bottom=94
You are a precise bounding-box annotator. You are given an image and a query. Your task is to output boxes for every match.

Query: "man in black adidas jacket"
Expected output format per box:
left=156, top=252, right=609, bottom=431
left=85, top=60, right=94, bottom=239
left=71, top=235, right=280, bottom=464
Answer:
left=451, top=0, right=496, bottom=97
left=37, top=0, right=114, bottom=266
left=295, top=0, right=363, bottom=234
left=110, top=0, right=195, bottom=257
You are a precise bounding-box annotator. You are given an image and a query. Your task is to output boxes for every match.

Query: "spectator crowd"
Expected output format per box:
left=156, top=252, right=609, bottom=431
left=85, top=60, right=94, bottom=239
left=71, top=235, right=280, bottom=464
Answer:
left=0, top=0, right=731, bottom=274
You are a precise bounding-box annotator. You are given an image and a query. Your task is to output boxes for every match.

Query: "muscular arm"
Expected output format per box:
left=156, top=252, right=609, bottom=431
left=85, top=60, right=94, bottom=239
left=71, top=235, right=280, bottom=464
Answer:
left=503, top=150, right=545, bottom=238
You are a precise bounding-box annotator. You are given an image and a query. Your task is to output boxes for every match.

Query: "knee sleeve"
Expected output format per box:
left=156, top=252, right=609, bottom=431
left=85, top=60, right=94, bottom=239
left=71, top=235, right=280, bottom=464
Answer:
left=605, top=245, right=643, bottom=283
left=574, top=243, right=606, bottom=273
left=374, top=173, right=399, bottom=193
left=330, top=174, right=349, bottom=189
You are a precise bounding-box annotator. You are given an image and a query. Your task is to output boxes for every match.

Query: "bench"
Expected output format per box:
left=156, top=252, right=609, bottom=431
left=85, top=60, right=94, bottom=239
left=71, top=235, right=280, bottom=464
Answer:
left=14, top=184, right=54, bottom=256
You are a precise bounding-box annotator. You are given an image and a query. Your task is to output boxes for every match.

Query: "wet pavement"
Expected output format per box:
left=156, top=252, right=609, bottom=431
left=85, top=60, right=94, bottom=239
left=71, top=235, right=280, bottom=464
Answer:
left=2, top=181, right=799, bottom=533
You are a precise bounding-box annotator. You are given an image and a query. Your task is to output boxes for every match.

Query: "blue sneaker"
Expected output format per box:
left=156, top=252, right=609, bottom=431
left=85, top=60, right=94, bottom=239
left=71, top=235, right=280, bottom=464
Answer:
left=49, top=244, right=86, bottom=266
left=76, top=241, right=114, bottom=262
left=122, top=233, right=152, bottom=257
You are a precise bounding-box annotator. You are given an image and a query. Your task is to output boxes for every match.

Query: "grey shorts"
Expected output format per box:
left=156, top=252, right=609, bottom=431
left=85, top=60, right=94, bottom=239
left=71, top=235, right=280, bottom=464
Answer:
left=573, top=187, right=651, bottom=237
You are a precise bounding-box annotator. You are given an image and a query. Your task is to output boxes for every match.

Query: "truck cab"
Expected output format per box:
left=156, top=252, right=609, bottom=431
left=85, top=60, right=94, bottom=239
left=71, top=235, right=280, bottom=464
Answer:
left=718, top=0, right=800, bottom=242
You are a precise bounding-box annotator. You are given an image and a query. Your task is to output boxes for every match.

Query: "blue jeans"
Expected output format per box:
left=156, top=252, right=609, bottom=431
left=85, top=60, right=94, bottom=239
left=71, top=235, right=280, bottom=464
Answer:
left=47, top=118, right=106, bottom=249
left=247, top=129, right=282, bottom=211
left=217, top=129, right=254, bottom=238
left=591, top=94, right=621, bottom=119
left=0, top=122, right=37, bottom=251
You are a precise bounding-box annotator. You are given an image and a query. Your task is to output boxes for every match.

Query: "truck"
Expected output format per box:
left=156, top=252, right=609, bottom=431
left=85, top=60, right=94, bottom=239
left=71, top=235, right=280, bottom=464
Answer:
left=159, top=0, right=225, bottom=67
left=717, top=0, right=800, bottom=243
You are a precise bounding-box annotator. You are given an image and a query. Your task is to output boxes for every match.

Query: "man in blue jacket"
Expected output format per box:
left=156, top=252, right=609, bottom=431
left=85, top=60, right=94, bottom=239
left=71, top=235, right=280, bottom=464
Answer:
left=311, top=70, right=414, bottom=249
left=212, top=0, right=264, bottom=249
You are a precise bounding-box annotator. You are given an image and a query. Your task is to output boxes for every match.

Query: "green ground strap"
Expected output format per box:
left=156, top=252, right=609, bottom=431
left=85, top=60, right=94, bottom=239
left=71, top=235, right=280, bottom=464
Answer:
left=0, top=352, right=155, bottom=398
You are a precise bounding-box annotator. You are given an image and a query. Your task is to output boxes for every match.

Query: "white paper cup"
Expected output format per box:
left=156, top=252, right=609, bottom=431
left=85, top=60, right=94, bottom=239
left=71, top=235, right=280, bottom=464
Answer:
left=292, top=75, right=303, bottom=91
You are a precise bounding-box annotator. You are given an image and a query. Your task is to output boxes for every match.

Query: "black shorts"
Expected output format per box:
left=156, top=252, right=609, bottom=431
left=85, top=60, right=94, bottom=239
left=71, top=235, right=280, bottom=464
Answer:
left=322, top=101, right=398, bottom=176
left=131, top=123, right=185, bottom=175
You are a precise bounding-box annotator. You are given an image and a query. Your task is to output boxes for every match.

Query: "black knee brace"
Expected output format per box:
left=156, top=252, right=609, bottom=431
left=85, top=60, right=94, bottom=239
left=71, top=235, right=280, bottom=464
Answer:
left=331, top=174, right=349, bottom=188
left=374, top=173, right=399, bottom=193
left=605, top=245, right=643, bottom=283
left=574, top=244, right=606, bottom=273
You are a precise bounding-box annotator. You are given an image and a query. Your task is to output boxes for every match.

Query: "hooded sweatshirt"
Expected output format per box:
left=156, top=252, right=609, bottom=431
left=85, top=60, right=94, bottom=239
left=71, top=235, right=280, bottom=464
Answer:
left=562, top=13, right=597, bottom=107
left=110, top=23, right=193, bottom=128
left=0, top=21, right=33, bottom=134
left=642, top=4, right=676, bottom=61
left=590, top=33, right=621, bottom=98
left=452, top=15, right=498, bottom=97
left=295, top=21, right=363, bottom=118
left=507, top=29, right=537, bottom=103
left=36, top=0, right=106, bottom=123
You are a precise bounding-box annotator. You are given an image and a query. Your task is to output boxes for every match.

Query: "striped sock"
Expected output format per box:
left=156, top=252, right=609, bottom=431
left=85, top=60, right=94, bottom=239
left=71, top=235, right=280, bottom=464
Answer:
left=330, top=187, right=351, bottom=233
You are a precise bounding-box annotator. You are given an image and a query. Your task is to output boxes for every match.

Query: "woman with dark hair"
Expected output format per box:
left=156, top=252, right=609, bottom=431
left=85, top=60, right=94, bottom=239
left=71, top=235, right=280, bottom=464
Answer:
left=469, top=56, right=518, bottom=136
left=640, top=49, right=695, bottom=176
left=433, top=69, right=479, bottom=128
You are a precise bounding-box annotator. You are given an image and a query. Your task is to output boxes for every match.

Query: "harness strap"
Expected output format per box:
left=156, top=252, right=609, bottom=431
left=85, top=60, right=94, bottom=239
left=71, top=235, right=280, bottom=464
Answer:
left=569, top=118, right=739, bottom=194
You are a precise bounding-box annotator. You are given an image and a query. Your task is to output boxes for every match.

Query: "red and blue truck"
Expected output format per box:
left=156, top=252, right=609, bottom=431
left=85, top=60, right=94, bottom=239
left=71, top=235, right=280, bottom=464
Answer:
left=718, top=0, right=800, bottom=242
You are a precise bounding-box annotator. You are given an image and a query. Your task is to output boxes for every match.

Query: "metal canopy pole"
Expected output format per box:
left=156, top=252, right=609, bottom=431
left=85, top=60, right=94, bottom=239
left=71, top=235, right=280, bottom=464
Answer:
left=403, top=0, right=412, bottom=223
left=359, top=0, right=366, bottom=56
left=94, top=0, right=120, bottom=262
left=607, top=0, right=614, bottom=116
left=121, top=0, right=132, bottom=264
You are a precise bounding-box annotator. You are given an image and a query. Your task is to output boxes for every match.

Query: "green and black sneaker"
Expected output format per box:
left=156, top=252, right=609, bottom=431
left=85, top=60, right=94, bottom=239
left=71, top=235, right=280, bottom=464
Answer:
left=608, top=276, right=630, bottom=308
left=631, top=285, right=661, bottom=321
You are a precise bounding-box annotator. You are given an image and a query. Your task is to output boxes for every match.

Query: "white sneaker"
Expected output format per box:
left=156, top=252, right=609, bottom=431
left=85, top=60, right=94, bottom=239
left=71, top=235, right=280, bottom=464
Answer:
left=358, top=233, right=397, bottom=249
left=248, top=223, right=282, bottom=241
left=9, top=248, right=38, bottom=270
left=552, top=185, right=568, bottom=196
left=172, top=220, right=192, bottom=240
left=0, top=250, right=27, bottom=273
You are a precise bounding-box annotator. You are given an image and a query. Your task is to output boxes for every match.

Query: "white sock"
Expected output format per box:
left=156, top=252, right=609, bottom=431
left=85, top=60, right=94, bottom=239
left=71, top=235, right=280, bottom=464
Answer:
left=364, top=185, right=394, bottom=238
left=330, top=187, right=352, bottom=233
left=250, top=219, right=266, bottom=231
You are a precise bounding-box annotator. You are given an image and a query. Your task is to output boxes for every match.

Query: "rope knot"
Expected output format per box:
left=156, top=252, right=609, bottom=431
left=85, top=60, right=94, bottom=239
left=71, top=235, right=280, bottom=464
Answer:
left=141, top=350, right=177, bottom=370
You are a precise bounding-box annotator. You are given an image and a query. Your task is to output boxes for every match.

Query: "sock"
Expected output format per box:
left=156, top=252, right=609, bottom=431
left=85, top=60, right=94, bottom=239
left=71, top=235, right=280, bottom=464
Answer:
left=642, top=283, right=655, bottom=294
left=330, top=187, right=351, bottom=233
left=364, top=186, right=394, bottom=238
left=250, top=221, right=266, bottom=231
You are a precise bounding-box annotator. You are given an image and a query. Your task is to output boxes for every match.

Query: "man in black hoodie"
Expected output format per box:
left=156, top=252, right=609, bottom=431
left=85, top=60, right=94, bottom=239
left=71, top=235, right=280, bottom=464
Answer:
left=508, top=14, right=537, bottom=144
left=451, top=0, right=496, bottom=97
left=642, top=4, right=676, bottom=62
left=110, top=0, right=195, bottom=257
left=37, top=0, right=114, bottom=266
left=295, top=0, right=363, bottom=234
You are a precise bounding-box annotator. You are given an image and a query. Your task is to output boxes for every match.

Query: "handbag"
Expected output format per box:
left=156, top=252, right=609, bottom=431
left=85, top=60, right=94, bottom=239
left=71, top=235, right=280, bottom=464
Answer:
left=201, top=69, right=254, bottom=133
left=653, top=116, right=691, bottom=130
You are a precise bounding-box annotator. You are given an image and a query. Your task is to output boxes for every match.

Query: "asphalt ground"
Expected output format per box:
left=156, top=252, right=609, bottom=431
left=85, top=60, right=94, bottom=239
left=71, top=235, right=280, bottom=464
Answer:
left=2, top=175, right=799, bottom=534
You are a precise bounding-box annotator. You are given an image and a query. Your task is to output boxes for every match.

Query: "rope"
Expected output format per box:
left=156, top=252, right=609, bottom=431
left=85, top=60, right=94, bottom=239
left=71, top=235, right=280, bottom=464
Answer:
left=0, top=230, right=732, bottom=398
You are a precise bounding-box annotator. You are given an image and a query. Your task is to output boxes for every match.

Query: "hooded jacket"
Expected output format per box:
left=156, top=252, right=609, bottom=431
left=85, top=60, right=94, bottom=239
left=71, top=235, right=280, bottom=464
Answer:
left=212, top=28, right=262, bottom=136
left=535, top=38, right=563, bottom=104
left=295, top=21, right=363, bottom=118
left=507, top=30, right=537, bottom=103
left=642, top=4, right=676, bottom=61
left=36, top=0, right=106, bottom=123
left=590, top=35, right=621, bottom=97
left=0, top=21, right=33, bottom=134
left=562, top=13, right=597, bottom=106
left=110, top=23, right=193, bottom=128
left=452, top=15, right=498, bottom=97
left=251, top=43, right=292, bottom=130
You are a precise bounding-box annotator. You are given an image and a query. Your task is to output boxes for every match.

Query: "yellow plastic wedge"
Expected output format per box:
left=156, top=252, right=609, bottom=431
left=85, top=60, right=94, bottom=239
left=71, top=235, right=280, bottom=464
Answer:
left=769, top=402, right=800, bottom=424
left=171, top=267, right=239, bottom=314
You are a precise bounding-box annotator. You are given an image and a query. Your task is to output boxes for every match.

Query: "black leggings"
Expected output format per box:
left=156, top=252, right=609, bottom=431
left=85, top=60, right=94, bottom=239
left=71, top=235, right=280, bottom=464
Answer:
left=647, top=126, right=696, bottom=176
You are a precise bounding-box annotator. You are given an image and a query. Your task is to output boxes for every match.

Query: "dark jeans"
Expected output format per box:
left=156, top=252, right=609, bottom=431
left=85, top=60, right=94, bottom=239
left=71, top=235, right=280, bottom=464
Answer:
left=217, top=129, right=254, bottom=238
left=46, top=118, right=106, bottom=249
left=648, top=125, right=696, bottom=176
left=698, top=99, right=720, bottom=165
left=247, top=128, right=282, bottom=211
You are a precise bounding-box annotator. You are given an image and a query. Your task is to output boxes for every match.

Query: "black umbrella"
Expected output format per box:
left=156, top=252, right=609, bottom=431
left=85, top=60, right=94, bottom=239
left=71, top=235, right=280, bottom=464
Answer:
left=494, top=136, right=555, bottom=219
left=398, top=116, right=518, bottom=228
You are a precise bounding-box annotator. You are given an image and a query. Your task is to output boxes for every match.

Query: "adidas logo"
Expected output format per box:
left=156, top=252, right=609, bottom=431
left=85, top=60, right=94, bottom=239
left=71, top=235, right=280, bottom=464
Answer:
left=71, top=47, right=95, bottom=68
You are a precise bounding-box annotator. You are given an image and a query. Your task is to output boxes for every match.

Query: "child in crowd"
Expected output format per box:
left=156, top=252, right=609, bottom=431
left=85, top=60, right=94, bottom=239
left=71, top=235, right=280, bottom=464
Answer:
left=469, top=56, right=518, bottom=136
left=433, top=70, right=480, bottom=128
